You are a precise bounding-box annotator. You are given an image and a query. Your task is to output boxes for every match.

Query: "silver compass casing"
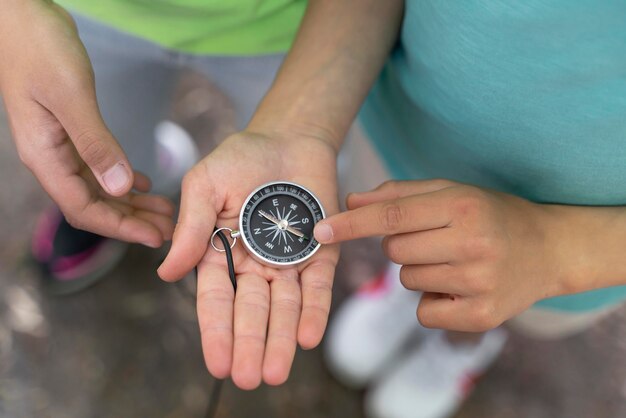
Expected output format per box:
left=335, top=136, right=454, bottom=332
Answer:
left=238, top=181, right=325, bottom=267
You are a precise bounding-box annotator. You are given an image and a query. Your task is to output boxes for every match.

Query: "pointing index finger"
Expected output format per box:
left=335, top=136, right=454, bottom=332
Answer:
left=314, top=191, right=453, bottom=244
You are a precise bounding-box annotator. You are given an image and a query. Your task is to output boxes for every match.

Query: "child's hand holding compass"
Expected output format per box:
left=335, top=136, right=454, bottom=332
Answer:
left=158, top=131, right=339, bottom=390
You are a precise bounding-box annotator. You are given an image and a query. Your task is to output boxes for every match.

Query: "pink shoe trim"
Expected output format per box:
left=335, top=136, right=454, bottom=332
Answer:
left=50, top=242, right=102, bottom=281
left=460, top=372, right=483, bottom=397
left=31, top=208, right=63, bottom=262
left=356, top=271, right=389, bottom=297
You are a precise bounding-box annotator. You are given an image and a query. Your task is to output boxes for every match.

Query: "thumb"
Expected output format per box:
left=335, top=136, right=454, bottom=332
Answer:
left=54, top=85, right=134, bottom=197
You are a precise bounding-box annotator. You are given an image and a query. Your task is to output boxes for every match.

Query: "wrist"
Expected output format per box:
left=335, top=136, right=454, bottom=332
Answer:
left=244, top=122, right=341, bottom=158
left=246, top=74, right=355, bottom=155
left=539, top=203, right=626, bottom=296
left=537, top=204, right=583, bottom=296
left=217, top=129, right=339, bottom=186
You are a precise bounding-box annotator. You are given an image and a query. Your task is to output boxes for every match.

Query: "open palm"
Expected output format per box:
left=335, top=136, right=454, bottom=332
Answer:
left=158, top=131, right=339, bottom=389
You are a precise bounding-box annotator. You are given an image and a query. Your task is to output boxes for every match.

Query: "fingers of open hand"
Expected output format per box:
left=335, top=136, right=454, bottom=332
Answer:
left=132, top=171, right=152, bottom=193
left=196, top=254, right=309, bottom=389
left=231, top=274, right=270, bottom=390
left=108, top=194, right=175, bottom=240
left=126, top=209, right=174, bottom=242
left=263, top=275, right=302, bottom=386
left=58, top=181, right=173, bottom=247
left=297, top=252, right=337, bottom=349
left=122, top=193, right=175, bottom=217
left=60, top=194, right=168, bottom=248
left=196, top=261, right=236, bottom=380
left=85, top=190, right=175, bottom=244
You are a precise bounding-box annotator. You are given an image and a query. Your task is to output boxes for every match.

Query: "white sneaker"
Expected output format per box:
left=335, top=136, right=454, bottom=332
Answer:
left=324, top=263, right=428, bottom=388
left=365, top=328, right=508, bottom=418
left=153, top=120, right=200, bottom=196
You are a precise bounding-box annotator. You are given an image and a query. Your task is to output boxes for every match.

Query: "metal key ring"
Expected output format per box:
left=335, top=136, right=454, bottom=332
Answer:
left=211, top=227, right=237, bottom=252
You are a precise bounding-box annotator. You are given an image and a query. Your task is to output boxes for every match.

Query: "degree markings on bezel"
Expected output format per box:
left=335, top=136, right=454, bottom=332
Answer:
left=240, top=182, right=324, bottom=265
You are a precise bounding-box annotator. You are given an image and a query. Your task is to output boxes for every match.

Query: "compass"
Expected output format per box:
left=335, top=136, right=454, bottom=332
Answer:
left=213, top=181, right=325, bottom=267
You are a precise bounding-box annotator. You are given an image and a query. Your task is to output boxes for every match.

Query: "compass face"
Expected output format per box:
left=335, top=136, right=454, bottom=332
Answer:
left=239, top=181, right=325, bottom=266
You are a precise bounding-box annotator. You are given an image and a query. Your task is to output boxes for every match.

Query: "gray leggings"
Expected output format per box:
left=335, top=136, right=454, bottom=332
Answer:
left=74, top=13, right=284, bottom=181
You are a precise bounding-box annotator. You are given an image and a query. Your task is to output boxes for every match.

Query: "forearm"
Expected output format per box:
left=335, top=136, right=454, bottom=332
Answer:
left=248, top=0, right=404, bottom=152
left=545, top=203, right=626, bottom=294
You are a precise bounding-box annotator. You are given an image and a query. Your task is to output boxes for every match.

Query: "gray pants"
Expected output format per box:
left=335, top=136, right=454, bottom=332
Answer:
left=74, top=14, right=284, bottom=182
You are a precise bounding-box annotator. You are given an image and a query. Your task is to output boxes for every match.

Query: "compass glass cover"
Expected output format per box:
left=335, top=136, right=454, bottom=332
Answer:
left=240, top=182, right=324, bottom=265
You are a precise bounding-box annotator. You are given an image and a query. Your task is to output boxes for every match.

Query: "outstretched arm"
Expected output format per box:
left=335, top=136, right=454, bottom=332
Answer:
left=158, top=0, right=404, bottom=389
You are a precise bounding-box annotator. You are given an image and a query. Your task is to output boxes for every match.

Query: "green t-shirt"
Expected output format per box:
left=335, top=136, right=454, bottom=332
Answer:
left=57, top=0, right=306, bottom=55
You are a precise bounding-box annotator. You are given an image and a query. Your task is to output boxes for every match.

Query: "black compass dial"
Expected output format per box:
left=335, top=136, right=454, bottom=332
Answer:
left=239, top=182, right=325, bottom=266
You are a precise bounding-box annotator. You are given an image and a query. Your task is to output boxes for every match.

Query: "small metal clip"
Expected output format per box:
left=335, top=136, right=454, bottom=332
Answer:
left=211, top=227, right=238, bottom=252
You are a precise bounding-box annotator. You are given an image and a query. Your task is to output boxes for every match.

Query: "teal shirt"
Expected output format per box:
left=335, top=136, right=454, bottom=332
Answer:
left=360, top=0, right=626, bottom=312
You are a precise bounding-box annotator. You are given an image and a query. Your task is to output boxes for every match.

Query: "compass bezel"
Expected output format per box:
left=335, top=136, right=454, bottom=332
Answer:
left=238, top=181, right=325, bottom=267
